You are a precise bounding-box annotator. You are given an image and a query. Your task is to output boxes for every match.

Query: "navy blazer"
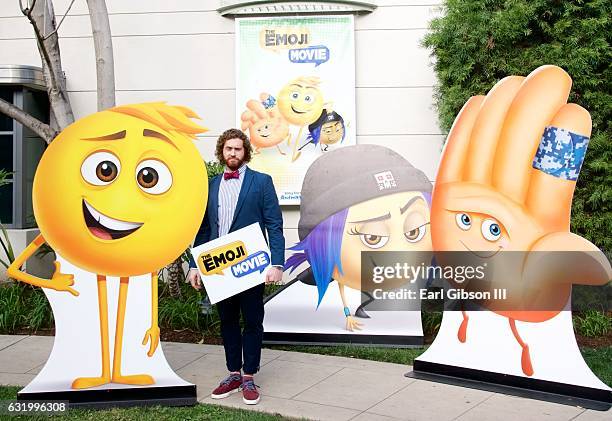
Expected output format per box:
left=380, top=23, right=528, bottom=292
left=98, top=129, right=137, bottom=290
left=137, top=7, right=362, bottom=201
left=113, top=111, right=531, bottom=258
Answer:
left=191, top=167, right=285, bottom=267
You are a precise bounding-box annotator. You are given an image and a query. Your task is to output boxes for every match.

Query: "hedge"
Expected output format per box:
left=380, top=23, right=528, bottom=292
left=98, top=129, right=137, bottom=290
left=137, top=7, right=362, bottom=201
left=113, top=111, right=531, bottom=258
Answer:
left=423, top=0, right=611, bottom=250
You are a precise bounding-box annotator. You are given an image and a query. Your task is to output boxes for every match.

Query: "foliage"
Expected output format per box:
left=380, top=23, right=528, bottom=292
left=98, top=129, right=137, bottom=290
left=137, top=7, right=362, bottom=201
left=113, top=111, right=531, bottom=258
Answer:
left=159, top=279, right=211, bottom=332
left=0, top=169, right=11, bottom=188
left=580, top=346, right=612, bottom=386
left=574, top=310, right=612, bottom=337
left=423, top=0, right=612, bottom=250
left=422, top=311, right=443, bottom=336
left=206, top=160, right=224, bottom=179
left=0, top=283, right=53, bottom=333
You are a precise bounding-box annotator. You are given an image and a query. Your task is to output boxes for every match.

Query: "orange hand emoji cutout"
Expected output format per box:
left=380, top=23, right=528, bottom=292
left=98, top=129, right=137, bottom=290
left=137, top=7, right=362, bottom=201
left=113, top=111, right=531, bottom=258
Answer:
left=431, top=65, right=611, bottom=376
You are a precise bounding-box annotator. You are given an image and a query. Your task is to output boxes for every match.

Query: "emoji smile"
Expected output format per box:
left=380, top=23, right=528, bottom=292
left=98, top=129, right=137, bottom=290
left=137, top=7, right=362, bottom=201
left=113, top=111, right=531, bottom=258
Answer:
left=459, top=240, right=502, bottom=258
left=291, top=105, right=307, bottom=114
left=83, top=200, right=143, bottom=240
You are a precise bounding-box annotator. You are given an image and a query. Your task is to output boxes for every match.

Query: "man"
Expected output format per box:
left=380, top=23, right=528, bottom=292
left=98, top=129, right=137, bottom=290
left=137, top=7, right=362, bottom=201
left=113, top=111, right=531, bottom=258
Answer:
left=188, top=128, right=284, bottom=405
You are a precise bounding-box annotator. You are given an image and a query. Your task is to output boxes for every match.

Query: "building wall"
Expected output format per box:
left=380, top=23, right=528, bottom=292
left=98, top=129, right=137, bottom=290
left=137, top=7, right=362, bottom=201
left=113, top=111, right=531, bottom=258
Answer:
left=0, top=0, right=444, bottom=276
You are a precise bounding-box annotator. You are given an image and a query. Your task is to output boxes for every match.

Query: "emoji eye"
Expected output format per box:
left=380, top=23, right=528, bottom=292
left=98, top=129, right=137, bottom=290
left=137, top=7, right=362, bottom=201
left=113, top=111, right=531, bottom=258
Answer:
left=291, top=91, right=300, bottom=100
left=136, top=159, right=172, bottom=194
left=81, top=151, right=121, bottom=186
left=404, top=225, right=426, bottom=243
left=455, top=213, right=471, bottom=230
left=304, top=95, right=313, bottom=103
left=481, top=219, right=502, bottom=242
left=359, top=234, right=389, bottom=249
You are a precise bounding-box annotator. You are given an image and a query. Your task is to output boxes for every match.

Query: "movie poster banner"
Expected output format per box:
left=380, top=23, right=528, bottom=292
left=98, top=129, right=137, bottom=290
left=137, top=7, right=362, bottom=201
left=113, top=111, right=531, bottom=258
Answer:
left=236, top=15, right=356, bottom=204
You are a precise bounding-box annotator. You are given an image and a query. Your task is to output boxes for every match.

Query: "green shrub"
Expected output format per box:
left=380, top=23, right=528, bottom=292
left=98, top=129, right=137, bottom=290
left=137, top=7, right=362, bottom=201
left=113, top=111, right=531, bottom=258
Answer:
left=423, top=0, right=611, bottom=250
left=422, top=311, right=443, bottom=336
left=0, top=282, right=53, bottom=333
left=573, top=310, right=611, bottom=337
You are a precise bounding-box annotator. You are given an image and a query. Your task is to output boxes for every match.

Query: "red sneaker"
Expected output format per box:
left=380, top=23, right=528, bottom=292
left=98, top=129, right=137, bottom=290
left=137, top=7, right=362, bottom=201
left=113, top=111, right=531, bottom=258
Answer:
left=241, top=376, right=260, bottom=405
left=211, top=373, right=242, bottom=399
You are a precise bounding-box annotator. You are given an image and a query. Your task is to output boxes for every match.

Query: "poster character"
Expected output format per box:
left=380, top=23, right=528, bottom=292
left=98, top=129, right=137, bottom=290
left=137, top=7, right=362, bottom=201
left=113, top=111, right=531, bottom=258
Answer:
left=285, top=145, right=433, bottom=331
left=300, top=109, right=346, bottom=152
left=430, top=65, right=611, bottom=375
left=240, top=94, right=290, bottom=155
left=7, top=103, right=209, bottom=388
left=277, top=76, right=326, bottom=162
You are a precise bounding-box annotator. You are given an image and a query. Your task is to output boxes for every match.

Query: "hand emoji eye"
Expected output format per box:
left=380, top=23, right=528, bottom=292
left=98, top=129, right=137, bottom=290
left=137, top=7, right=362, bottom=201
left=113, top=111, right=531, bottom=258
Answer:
left=291, top=91, right=300, bottom=100
left=359, top=234, right=389, bottom=249
left=481, top=219, right=502, bottom=242
left=455, top=213, right=471, bottom=230
left=404, top=225, right=426, bottom=243
left=136, top=159, right=172, bottom=194
left=81, top=151, right=121, bottom=186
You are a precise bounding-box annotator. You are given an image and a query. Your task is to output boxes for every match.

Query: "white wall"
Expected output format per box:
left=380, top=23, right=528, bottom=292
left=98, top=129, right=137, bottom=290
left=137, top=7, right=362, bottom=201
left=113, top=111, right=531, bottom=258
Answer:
left=0, top=0, right=445, bottom=274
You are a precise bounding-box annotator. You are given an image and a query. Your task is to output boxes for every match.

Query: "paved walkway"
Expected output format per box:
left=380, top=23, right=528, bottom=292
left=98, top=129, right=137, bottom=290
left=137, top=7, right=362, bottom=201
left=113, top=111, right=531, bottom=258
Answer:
left=0, top=335, right=608, bottom=420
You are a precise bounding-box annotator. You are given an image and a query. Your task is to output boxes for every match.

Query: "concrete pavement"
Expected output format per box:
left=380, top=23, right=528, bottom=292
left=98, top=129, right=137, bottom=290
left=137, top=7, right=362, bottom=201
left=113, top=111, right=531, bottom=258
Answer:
left=0, top=335, right=609, bottom=420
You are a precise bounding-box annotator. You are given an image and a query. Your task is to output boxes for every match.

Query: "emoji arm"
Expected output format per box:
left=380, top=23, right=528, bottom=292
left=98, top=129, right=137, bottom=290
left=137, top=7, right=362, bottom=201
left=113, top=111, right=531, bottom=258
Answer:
left=338, top=283, right=350, bottom=316
left=338, top=283, right=362, bottom=331
left=7, top=235, right=60, bottom=290
left=142, top=272, right=160, bottom=357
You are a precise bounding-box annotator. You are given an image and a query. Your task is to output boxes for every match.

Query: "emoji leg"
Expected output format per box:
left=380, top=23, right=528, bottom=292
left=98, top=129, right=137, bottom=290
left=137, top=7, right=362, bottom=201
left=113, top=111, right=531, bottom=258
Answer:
left=276, top=145, right=286, bottom=155
left=458, top=309, right=469, bottom=343
left=72, top=275, right=111, bottom=389
left=111, top=277, right=155, bottom=385
left=509, top=318, right=534, bottom=376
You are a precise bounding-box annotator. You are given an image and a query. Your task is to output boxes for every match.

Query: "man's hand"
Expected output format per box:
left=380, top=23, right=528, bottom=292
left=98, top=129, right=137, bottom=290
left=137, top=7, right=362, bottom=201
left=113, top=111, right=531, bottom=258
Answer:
left=265, top=266, right=283, bottom=285
left=187, top=268, right=202, bottom=290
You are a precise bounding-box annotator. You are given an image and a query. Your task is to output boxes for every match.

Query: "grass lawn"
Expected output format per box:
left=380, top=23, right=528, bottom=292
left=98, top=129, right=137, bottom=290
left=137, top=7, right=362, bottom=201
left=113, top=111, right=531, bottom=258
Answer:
left=270, top=344, right=612, bottom=388
left=0, top=386, right=293, bottom=420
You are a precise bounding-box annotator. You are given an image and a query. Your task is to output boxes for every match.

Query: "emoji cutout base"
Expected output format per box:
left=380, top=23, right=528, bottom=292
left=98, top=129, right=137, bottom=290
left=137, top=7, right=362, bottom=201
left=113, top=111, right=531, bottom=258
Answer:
left=413, top=308, right=611, bottom=410
left=263, top=279, right=423, bottom=346
left=17, top=255, right=196, bottom=408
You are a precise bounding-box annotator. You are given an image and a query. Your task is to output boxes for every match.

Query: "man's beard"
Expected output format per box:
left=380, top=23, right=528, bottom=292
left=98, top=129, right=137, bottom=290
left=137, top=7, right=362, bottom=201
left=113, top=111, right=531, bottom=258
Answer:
left=226, top=157, right=244, bottom=171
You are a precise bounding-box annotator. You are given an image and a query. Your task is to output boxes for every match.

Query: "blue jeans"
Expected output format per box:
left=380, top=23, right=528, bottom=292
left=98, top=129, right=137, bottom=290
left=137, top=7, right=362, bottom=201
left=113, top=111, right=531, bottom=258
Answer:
left=216, top=283, right=265, bottom=374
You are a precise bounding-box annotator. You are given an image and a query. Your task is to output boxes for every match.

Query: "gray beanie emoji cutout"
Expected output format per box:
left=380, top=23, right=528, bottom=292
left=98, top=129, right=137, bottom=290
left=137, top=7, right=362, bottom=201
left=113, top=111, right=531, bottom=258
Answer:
left=298, top=144, right=432, bottom=240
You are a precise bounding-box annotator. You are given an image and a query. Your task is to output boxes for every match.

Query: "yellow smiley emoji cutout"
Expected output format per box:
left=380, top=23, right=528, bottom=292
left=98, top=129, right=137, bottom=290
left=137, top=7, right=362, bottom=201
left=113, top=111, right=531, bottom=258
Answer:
left=8, top=102, right=208, bottom=390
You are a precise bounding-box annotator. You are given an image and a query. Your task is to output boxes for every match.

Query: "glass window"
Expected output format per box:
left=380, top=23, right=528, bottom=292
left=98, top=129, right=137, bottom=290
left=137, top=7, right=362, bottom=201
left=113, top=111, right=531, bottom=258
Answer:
left=0, top=135, right=13, bottom=172
left=0, top=89, right=14, bottom=131
left=0, top=182, right=12, bottom=225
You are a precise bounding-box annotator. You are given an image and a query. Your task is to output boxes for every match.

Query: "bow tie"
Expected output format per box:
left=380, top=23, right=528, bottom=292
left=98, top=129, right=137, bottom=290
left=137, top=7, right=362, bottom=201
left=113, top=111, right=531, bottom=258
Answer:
left=224, top=170, right=240, bottom=180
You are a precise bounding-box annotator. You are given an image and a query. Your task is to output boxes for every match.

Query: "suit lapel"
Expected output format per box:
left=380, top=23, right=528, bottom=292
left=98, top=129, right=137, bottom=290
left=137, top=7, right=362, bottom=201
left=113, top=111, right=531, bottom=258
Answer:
left=209, top=175, right=221, bottom=229
left=231, top=167, right=254, bottom=229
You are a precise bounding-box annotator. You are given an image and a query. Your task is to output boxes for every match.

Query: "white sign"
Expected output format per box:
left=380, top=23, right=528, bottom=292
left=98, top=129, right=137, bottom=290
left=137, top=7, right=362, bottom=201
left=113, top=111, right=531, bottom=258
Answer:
left=190, top=223, right=271, bottom=304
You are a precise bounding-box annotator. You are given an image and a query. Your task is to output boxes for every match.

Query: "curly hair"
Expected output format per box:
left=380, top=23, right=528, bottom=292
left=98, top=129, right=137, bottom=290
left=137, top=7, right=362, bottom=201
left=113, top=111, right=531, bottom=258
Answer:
left=215, top=128, right=253, bottom=165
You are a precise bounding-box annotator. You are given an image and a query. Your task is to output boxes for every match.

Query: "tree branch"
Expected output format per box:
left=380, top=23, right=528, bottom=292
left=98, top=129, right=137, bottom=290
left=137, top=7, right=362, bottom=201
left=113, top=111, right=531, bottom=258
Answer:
left=87, top=0, right=116, bottom=110
left=43, top=0, right=77, bottom=40
left=0, top=98, right=57, bottom=143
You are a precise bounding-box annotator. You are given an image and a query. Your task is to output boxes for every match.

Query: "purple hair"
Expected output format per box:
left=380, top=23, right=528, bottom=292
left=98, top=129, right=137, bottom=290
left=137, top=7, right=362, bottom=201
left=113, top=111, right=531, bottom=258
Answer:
left=285, top=208, right=349, bottom=307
